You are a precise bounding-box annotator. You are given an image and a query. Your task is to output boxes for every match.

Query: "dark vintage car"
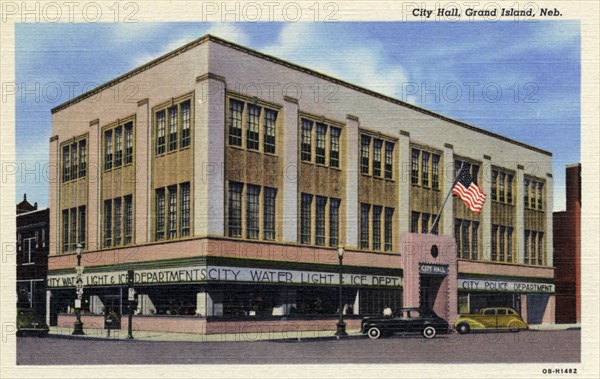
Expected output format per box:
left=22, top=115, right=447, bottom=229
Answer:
left=17, top=309, right=49, bottom=337
left=361, top=308, right=449, bottom=339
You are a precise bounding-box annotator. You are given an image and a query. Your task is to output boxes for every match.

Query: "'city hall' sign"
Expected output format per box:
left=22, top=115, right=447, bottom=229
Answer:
left=458, top=278, right=555, bottom=293
left=47, top=265, right=402, bottom=288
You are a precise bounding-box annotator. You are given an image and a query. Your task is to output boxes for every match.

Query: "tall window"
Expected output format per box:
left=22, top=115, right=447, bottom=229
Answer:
left=524, top=230, right=530, bottom=264
left=228, top=182, right=243, bottom=237
left=499, top=226, right=506, bottom=261
left=432, top=154, right=440, bottom=189
left=300, top=193, right=312, bottom=244
left=62, top=146, right=70, bottom=182
left=124, top=123, right=133, bottom=165
left=168, top=107, right=178, bottom=152
left=155, top=189, right=165, bottom=240
left=78, top=206, right=86, bottom=247
left=179, top=184, right=190, bottom=237
left=524, top=179, right=530, bottom=207
left=315, top=196, right=327, bottom=245
left=104, top=200, right=112, bottom=247
left=70, top=143, right=78, bottom=180
left=361, top=136, right=370, bottom=174
left=537, top=182, right=544, bottom=210
left=62, top=210, right=69, bottom=252
left=384, top=207, right=393, bottom=251
left=330, top=127, right=340, bottom=168
left=373, top=139, right=382, bottom=177
left=384, top=142, right=394, bottom=179
left=124, top=196, right=133, bottom=244
left=530, top=181, right=537, bottom=209
left=263, top=187, right=276, bottom=240
left=180, top=100, right=191, bottom=148
left=105, top=130, right=113, bottom=170
left=316, top=124, right=327, bottom=164
left=247, top=104, right=261, bottom=150
left=454, top=220, right=461, bottom=257
left=537, top=232, right=544, bottom=265
left=531, top=231, right=537, bottom=265
left=421, top=213, right=430, bottom=234
left=491, top=225, right=498, bottom=261
left=422, top=151, right=430, bottom=186
left=329, top=198, right=340, bottom=247
left=507, top=174, right=513, bottom=203
left=507, top=227, right=513, bottom=263
left=70, top=208, right=77, bottom=250
left=491, top=170, right=498, bottom=201
left=113, top=198, right=122, bottom=246
left=168, top=187, right=177, bottom=239
left=114, top=126, right=123, bottom=167
left=156, top=110, right=166, bottom=154
left=499, top=172, right=506, bottom=202
left=301, top=119, right=312, bottom=162
left=246, top=185, right=260, bottom=239
left=264, top=109, right=277, bottom=154
left=228, top=99, right=243, bottom=146
left=372, top=205, right=382, bottom=250
left=411, top=211, right=419, bottom=233
left=411, top=149, right=419, bottom=184
left=462, top=220, right=470, bottom=259
left=471, top=222, right=479, bottom=260
left=360, top=204, right=370, bottom=249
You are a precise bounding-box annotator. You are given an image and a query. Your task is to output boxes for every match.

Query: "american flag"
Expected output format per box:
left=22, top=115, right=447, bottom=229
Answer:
left=452, top=168, right=486, bottom=214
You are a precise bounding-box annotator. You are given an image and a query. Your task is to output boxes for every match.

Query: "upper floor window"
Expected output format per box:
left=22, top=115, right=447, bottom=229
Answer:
left=62, top=145, right=70, bottom=182
left=301, top=119, right=313, bottom=162
left=524, top=177, right=545, bottom=210
left=104, top=195, right=134, bottom=248
left=247, top=104, right=261, bottom=150
left=329, top=198, right=340, bottom=247
left=155, top=96, right=193, bottom=156
left=524, top=229, right=545, bottom=265
left=384, top=142, right=394, bottom=179
left=330, top=127, right=340, bottom=168
left=114, top=126, right=123, bottom=167
left=412, top=147, right=442, bottom=188
left=155, top=183, right=191, bottom=241
left=104, top=130, right=113, bottom=170
left=227, top=182, right=276, bottom=241
left=455, top=218, right=479, bottom=260
left=432, top=154, right=440, bottom=190
left=228, top=96, right=279, bottom=154
left=300, top=193, right=339, bottom=247
left=105, top=119, right=135, bottom=170
left=491, top=168, right=515, bottom=205
left=229, top=99, right=243, bottom=147
left=360, top=135, right=370, bottom=174
left=301, top=117, right=342, bottom=168
left=300, top=193, right=313, bottom=244
left=263, top=187, right=277, bottom=241
left=264, top=109, right=277, bottom=154
left=62, top=137, right=88, bottom=183
left=316, top=123, right=327, bottom=165
left=422, top=151, right=430, bottom=187
left=373, top=139, right=382, bottom=177
left=124, top=123, right=133, bottom=165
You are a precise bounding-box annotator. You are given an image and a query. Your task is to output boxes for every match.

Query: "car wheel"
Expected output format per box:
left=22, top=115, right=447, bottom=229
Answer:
left=422, top=326, right=437, bottom=339
left=508, top=320, right=522, bottom=333
left=367, top=327, right=382, bottom=339
left=456, top=323, right=470, bottom=334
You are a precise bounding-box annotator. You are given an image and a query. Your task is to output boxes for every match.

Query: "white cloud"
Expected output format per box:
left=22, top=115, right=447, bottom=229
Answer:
left=262, top=24, right=409, bottom=98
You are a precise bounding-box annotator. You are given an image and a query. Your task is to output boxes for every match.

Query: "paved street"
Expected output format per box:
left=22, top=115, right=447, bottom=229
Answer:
left=17, top=329, right=579, bottom=365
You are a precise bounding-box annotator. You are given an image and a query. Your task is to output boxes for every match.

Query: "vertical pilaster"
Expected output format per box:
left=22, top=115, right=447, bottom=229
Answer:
left=516, top=164, right=525, bottom=264
left=398, top=130, right=410, bottom=235
left=545, top=173, right=554, bottom=266
left=48, top=135, right=59, bottom=255
left=282, top=96, right=299, bottom=243
left=345, top=115, right=359, bottom=248
left=194, top=74, right=226, bottom=236
left=481, top=155, right=492, bottom=260
left=88, top=119, right=100, bottom=251
left=442, top=143, right=455, bottom=236
left=135, top=99, right=149, bottom=244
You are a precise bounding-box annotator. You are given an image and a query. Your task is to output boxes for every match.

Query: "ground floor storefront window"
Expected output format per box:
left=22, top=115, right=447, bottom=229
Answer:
left=458, top=292, right=521, bottom=314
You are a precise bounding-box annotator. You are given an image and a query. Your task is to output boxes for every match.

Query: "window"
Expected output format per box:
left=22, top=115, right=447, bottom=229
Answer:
left=78, top=140, right=87, bottom=178
left=263, top=187, right=276, bottom=240
left=524, top=230, right=530, bottom=264
left=124, top=123, right=133, bottom=164
left=155, top=189, right=165, bottom=240
left=491, top=170, right=498, bottom=201
left=372, top=206, right=382, bottom=250
left=422, top=151, right=430, bottom=186
left=247, top=104, right=261, bottom=150
left=156, top=110, right=166, bottom=154
left=105, top=130, right=113, bottom=170
left=411, top=149, right=419, bottom=185
left=180, top=100, right=191, bottom=148
left=329, top=198, right=340, bottom=247
left=373, top=139, right=382, bottom=177
left=301, top=119, right=312, bottom=162
left=315, top=196, right=327, bottom=245
left=69, top=208, right=76, bottom=250
left=361, top=135, right=370, bottom=174
left=71, top=143, right=78, bottom=180
left=384, top=142, right=394, bottom=179
left=167, top=187, right=177, bottom=239
left=421, top=213, right=430, bottom=234
left=432, top=154, right=440, bottom=189
left=360, top=204, right=370, bottom=249
left=228, top=182, right=243, bottom=237
left=462, top=220, right=470, bottom=259
left=455, top=219, right=479, bottom=260
left=455, top=220, right=461, bottom=257
left=471, top=222, right=479, bottom=260
left=411, top=211, right=419, bottom=233
left=472, top=164, right=479, bottom=184
left=167, top=107, right=178, bottom=152
left=114, top=126, right=123, bottom=167
left=530, top=181, right=537, bottom=209
left=538, top=232, right=544, bottom=265
left=180, top=184, right=190, bottom=237
left=384, top=208, right=393, bottom=251
left=124, top=196, right=133, bottom=244
left=431, top=219, right=439, bottom=235
left=524, top=179, right=530, bottom=207
left=300, top=193, right=312, bottom=244
left=537, top=182, right=543, bottom=210
left=78, top=206, right=86, bottom=247
left=330, top=127, right=340, bottom=168
left=499, top=226, right=505, bottom=262
left=104, top=200, right=112, bottom=247
left=531, top=231, right=537, bottom=265
left=491, top=225, right=498, bottom=261
left=246, top=185, right=260, bottom=239
left=316, top=124, right=327, bottom=164
left=507, top=174, right=513, bottom=203
left=62, top=146, right=70, bottom=182
left=499, top=172, right=506, bottom=202
left=62, top=210, right=69, bottom=252
left=264, top=109, right=277, bottom=154
left=113, top=198, right=122, bottom=246
left=507, top=227, right=513, bottom=263
left=229, top=99, right=243, bottom=146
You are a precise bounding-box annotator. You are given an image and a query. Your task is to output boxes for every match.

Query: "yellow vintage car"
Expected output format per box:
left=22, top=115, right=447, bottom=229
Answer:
left=454, top=306, right=528, bottom=334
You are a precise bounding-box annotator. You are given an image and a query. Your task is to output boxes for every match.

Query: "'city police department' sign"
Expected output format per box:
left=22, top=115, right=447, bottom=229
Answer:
left=458, top=278, right=555, bottom=293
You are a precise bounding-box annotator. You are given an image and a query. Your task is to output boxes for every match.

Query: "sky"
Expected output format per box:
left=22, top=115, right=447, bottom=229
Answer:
left=15, top=21, right=580, bottom=211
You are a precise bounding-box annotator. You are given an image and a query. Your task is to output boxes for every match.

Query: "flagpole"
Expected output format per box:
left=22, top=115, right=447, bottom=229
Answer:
left=429, top=162, right=464, bottom=234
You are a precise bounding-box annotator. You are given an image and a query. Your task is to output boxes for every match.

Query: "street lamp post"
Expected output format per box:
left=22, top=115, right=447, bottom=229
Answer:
left=72, top=243, right=85, bottom=335
left=335, top=245, right=347, bottom=336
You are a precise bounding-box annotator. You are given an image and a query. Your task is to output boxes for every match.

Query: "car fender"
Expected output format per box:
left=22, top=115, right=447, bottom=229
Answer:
left=455, top=316, right=486, bottom=329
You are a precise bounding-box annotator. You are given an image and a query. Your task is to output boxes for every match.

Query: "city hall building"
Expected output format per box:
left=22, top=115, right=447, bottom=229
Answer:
left=47, top=35, right=555, bottom=334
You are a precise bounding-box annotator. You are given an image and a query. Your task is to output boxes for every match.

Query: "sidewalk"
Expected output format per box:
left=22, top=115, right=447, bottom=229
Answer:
left=49, top=326, right=364, bottom=342
left=528, top=323, right=580, bottom=331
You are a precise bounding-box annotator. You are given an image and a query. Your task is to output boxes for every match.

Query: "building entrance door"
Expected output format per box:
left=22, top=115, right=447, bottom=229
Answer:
left=419, top=275, right=445, bottom=311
